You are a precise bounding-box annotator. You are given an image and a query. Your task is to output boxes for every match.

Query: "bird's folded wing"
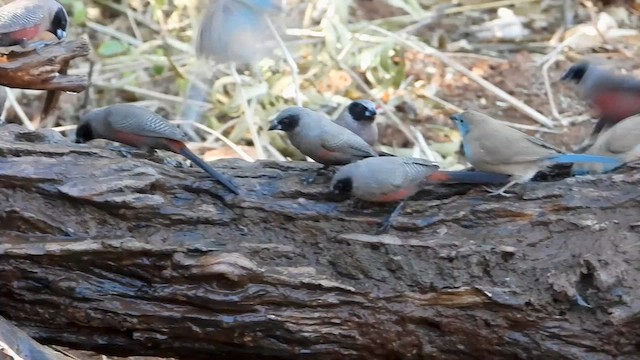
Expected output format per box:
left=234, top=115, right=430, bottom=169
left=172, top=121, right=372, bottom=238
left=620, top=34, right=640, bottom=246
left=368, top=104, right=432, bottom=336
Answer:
left=0, top=3, right=45, bottom=34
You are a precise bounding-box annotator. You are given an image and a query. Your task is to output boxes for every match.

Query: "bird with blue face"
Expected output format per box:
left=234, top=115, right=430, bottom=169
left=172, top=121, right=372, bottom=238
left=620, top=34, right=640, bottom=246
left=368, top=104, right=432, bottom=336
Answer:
left=572, top=114, right=640, bottom=175
left=450, top=110, right=624, bottom=196
left=196, top=0, right=282, bottom=64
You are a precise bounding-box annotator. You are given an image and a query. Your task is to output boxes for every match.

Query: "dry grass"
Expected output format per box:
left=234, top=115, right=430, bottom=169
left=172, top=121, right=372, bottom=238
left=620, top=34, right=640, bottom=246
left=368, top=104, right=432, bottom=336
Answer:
left=4, top=0, right=640, bottom=167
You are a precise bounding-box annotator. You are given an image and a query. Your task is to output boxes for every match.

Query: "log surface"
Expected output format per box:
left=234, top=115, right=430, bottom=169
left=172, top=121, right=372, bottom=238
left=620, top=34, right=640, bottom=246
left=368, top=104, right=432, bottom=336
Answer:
left=0, top=124, right=638, bottom=359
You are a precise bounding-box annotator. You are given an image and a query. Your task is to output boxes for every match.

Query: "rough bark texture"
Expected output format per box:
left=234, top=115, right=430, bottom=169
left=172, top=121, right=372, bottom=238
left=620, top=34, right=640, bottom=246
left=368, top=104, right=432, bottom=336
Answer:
left=0, top=39, right=89, bottom=92
left=0, top=316, right=72, bottom=360
left=0, top=124, right=638, bottom=359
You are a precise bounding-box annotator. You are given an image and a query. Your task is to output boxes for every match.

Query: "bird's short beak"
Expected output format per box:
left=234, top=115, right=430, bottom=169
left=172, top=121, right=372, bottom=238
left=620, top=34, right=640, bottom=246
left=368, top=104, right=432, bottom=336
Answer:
left=450, top=114, right=461, bottom=122
left=56, top=29, right=66, bottom=40
left=559, top=70, right=572, bottom=81
left=267, top=121, right=281, bottom=131
left=365, top=109, right=377, bottom=117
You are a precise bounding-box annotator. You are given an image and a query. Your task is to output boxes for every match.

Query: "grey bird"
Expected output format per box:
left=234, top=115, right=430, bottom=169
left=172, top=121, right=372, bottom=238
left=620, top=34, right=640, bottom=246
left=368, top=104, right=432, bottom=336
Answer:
left=0, top=0, right=68, bottom=47
left=269, top=106, right=380, bottom=182
left=75, top=104, right=240, bottom=195
left=451, top=110, right=623, bottom=196
left=572, top=114, right=640, bottom=175
left=561, top=62, right=640, bottom=149
left=331, top=156, right=439, bottom=234
left=334, top=100, right=379, bottom=146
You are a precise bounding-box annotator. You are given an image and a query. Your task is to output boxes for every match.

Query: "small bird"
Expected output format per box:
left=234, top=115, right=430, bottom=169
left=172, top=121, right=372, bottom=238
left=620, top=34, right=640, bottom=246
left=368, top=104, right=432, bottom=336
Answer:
left=330, top=156, right=439, bottom=234
left=75, top=104, right=240, bottom=195
left=0, top=0, right=68, bottom=48
left=572, top=114, right=640, bottom=175
left=334, top=100, right=379, bottom=146
left=269, top=106, right=380, bottom=182
left=561, top=62, right=640, bottom=148
left=196, top=0, right=281, bottom=63
left=450, top=110, right=623, bottom=196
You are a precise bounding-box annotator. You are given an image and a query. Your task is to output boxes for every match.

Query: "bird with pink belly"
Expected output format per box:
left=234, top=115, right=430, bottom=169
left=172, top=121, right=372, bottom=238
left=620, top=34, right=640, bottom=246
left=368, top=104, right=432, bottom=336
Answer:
left=75, top=104, right=240, bottom=195
left=0, top=0, right=68, bottom=48
left=561, top=62, right=640, bottom=149
left=330, top=156, right=439, bottom=234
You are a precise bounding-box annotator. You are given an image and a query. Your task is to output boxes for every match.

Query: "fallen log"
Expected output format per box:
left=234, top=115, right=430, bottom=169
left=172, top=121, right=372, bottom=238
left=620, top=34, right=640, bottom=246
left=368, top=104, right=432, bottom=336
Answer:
left=0, top=39, right=89, bottom=93
left=0, top=124, right=638, bottom=359
left=0, top=315, right=72, bottom=360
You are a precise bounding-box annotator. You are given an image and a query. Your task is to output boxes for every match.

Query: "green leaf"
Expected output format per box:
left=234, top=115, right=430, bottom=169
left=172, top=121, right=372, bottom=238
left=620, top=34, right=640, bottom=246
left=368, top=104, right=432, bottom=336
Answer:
left=97, top=40, right=129, bottom=57
left=71, top=1, right=86, bottom=26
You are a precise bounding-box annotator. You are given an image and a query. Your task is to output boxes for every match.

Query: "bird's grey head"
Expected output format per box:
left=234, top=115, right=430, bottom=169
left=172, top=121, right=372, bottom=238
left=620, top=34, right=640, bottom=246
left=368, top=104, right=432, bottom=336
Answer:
left=348, top=100, right=377, bottom=123
left=268, top=107, right=304, bottom=132
left=50, top=4, right=69, bottom=40
left=560, top=62, right=590, bottom=83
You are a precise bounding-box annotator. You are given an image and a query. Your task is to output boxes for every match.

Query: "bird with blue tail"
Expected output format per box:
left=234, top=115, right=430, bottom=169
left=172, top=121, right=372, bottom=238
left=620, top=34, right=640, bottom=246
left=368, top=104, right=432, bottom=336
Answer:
left=450, top=110, right=624, bottom=196
left=195, top=0, right=282, bottom=64
left=572, top=114, right=640, bottom=176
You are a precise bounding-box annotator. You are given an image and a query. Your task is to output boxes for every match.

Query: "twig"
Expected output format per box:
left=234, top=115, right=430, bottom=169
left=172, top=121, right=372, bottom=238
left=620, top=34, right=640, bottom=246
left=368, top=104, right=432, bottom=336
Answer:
left=0, top=340, right=25, bottom=360
left=265, top=16, right=303, bottom=106
left=370, top=25, right=555, bottom=128
left=171, top=120, right=255, bottom=162
left=85, top=20, right=142, bottom=47
left=5, top=89, right=33, bottom=130
left=230, top=63, right=266, bottom=159
left=411, top=125, right=437, bottom=162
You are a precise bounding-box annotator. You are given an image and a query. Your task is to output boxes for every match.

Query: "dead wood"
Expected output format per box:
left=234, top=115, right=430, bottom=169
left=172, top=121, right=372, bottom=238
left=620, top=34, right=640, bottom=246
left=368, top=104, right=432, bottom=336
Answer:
left=0, top=124, right=638, bottom=360
left=0, top=315, right=72, bottom=360
left=0, top=39, right=89, bottom=93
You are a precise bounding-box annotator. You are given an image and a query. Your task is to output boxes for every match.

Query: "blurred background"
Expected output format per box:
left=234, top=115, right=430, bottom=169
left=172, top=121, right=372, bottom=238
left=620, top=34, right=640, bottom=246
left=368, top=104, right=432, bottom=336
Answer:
left=3, top=0, right=640, bottom=169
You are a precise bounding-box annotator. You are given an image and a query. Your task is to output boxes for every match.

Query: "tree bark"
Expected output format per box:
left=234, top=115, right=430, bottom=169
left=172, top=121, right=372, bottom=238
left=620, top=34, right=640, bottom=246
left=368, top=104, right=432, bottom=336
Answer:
left=0, top=124, right=638, bottom=359
left=0, top=39, right=89, bottom=93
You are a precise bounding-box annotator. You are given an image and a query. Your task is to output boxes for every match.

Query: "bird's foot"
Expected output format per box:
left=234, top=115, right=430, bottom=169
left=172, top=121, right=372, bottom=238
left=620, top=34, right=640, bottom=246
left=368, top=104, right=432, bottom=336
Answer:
left=484, top=186, right=515, bottom=197
left=375, top=220, right=393, bottom=235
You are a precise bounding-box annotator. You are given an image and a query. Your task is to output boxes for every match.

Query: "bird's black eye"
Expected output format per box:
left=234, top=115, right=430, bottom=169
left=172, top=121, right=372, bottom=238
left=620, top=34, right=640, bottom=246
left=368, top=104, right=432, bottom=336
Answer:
left=277, top=114, right=300, bottom=131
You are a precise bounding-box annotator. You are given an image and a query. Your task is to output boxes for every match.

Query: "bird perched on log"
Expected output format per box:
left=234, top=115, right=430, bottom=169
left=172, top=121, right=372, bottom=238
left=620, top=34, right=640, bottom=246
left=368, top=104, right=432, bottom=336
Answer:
left=450, top=110, right=623, bottom=196
left=195, top=0, right=281, bottom=64
left=0, top=0, right=68, bottom=48
left=561, top=62, right=640, bottom=149
left=269, top=106, right=383, bottom=183
left=334, top=100, right=379, bottom=146
left=75, top=104, right=240, bottom=195
left=331, top=156, right=440, bottom=234
left=572, top=114, right=640, bottom=175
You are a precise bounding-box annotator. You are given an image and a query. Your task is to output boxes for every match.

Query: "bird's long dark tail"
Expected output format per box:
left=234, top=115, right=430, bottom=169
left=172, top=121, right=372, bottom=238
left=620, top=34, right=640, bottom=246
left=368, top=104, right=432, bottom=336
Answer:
left=180, top=147, right=240, bottom=195
left=426, top=170, right=510, bottom=184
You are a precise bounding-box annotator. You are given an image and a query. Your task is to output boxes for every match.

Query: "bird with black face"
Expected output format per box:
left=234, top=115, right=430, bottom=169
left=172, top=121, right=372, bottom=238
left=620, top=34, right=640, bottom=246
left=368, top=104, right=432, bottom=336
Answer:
left=561, top=61, right=640, bottom=150
left=268, top=106, right=380, bottom=183
left=335, top=100, right=379, bottom=146
left=75, top=104, right=240, bottom=195
left=0, top=0, right=68, bottom=48
left=330, top=156, right=439, bottom=234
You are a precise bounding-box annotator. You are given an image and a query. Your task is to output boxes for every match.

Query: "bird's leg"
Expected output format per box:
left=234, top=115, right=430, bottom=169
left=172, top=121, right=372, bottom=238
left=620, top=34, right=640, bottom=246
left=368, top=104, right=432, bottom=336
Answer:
left=375, top=200, right=406, bottom=235
left=484, top=180, right=519, bottom=197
